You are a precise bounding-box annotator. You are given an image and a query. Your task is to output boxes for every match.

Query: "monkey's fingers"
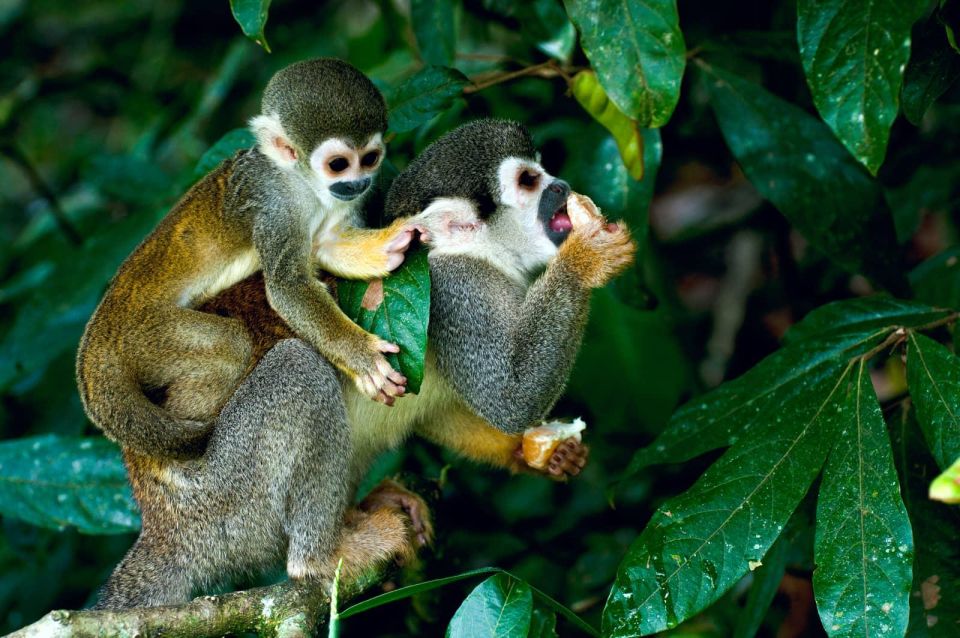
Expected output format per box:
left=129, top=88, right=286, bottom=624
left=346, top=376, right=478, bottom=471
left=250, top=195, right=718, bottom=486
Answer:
left=376, top=340, right=401, bottom=355
left=547, top=439, right=590, bottom=478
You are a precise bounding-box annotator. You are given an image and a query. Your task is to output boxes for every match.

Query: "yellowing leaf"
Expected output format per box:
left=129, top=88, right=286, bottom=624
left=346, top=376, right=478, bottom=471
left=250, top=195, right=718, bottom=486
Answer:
left=571, top=71, right=644, bottom=180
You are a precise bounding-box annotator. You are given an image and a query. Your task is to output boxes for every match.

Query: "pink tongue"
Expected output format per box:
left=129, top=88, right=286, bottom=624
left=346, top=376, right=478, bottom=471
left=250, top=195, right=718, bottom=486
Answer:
left=550, top=211, right=573, bottom=232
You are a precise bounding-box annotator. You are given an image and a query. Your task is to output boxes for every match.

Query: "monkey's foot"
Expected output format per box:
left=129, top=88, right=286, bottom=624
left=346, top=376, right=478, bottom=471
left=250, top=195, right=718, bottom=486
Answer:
left=358, top=479, right=433, bottom=548
left=515, top=437, right=589, bottom=480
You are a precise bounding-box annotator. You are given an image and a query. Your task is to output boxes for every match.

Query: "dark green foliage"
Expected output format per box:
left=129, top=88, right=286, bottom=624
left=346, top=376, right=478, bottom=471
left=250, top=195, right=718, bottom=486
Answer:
left=2, top=0, right=959, bottom=636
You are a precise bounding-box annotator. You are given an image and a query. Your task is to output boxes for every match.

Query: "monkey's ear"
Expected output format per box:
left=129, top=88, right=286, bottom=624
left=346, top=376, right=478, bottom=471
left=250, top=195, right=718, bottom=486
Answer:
left=250, top=114, right=298, bottom=168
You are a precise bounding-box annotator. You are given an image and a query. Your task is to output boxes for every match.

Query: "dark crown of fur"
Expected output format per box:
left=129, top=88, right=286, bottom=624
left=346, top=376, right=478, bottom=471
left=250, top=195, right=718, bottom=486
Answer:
left=261, top=58, right=387, bottom=150
left=385, top=119, right=537, bottom=219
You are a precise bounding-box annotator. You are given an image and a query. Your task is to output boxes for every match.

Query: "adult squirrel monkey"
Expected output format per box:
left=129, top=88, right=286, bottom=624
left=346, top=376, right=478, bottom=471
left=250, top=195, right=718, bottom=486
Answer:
left=77, top=58, right=417, bottom=460
left=93, top=120, right=635, bottom=609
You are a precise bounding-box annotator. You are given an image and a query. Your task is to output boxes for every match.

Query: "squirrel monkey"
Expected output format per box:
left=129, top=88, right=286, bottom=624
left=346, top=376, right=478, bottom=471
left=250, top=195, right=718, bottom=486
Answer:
left=77, top=58, right=417, bottom=460
left=93, top=119, right=635, bottom=609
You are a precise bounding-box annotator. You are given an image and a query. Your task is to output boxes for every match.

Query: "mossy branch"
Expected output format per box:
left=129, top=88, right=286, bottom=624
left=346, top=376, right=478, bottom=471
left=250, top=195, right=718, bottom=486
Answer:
left=9, top=567, right=387, bottom=638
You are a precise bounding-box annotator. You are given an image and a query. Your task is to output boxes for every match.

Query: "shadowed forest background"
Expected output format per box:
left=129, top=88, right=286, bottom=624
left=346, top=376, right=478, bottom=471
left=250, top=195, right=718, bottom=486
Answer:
left=1, top=0, right=959, bottom=636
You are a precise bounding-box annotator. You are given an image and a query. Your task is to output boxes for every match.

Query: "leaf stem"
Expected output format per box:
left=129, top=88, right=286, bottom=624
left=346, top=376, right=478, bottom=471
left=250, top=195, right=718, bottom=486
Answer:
left=463, top=60, right=583, bottom=94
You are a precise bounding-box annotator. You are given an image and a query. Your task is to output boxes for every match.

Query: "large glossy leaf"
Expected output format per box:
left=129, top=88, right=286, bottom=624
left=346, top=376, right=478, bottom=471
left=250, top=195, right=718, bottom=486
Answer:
left=603, top=365, right=850, bottom=636
left=797, top=0, right=923, bottom=174
left=411, top=0, right=456, bottom=65
left=890, top=407, right=960, bottom=636
left=571, top=71, right=644, bottom=180
left=906, top=332, right=960, bottom=471
left=813, top=360, right=912, bottom=638
left=785, top=295, right=951, bottom=344
left=447, top=573, right=532, bottom=638
left=0, top=435, right=140, bottom=534
left=902, top=13, right=960, bottom=125
left=229, top=0, right=272, bottom=52
left=386, top=66, right=468, bottom=134
left=622, top=297, right=945, bottom=478
left=703, top=64, right=906, bottom=292
left=338, top=247, right=430, bottom=393
left=564, top=0, right=685, bottom=127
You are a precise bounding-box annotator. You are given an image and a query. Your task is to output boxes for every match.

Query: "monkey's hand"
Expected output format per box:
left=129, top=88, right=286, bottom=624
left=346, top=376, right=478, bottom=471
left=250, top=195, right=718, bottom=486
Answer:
left=358, top=478, right=434, bottom=549
left=349, top=335, right=408, bottom=405
left=383, top=221, right=432, bottom=272
left=514, top=437, right=589, bottom=480
left=559, top=193, right=636, bottom=288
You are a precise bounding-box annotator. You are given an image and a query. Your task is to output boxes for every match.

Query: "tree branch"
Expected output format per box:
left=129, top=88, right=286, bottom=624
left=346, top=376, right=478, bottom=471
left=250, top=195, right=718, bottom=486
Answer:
left=10, top=565, right=388, bottom=638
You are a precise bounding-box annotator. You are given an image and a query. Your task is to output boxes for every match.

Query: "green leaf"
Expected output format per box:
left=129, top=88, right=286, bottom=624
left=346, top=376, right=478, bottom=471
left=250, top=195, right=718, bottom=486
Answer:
left=891, top=406, right=960, bottom=635
left=529, top=604, right=559, bottom=638
left=906, top=332, right=960, bottom=471
left=910, top=247, right=960, bottom=310
left=733, top=535, right=789, bottom=638
left=813, top=360, right=912, bottom=638
left=621, top=297, right=946, bottom=481
left=525, top=0, right=576, bottom=61
left=703, top=64, right=906, bottom=292
left=564, top=0, right=685, bottom=127
left=338, top=247, right=430, bottom=393
left=571, top=71, right=644, bottom=180
left=785, top=295, right=951, bottom=344
left=797, top=0, right=924, bottom=174
left=411, top=0, right=456, bottom=66
left=229, top=0, right=272, bottom=52
left=340, top=567, right=502, bottom=619
left=192, top=128, right=254, bottom=180
left=447, top=573, right=532, bottom=638
left=603, top=365, right=850, bottom=636
left=0, top=435, right=140, bottom=534
left=386, top=66, right=468, bottom=134
left=902, top=13, right=960, bottom=125
left=0, top=207, right=166, bottom=391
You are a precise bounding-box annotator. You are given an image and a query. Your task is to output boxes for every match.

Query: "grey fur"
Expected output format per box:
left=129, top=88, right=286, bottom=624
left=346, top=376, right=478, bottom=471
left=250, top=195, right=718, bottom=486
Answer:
left=96, top=339, right=350, bottom=609
left=263, top=58, right=387, bottom=151
left=385, top=119, right=536, bottom=218
left=428, top=255, right=589, bottom=434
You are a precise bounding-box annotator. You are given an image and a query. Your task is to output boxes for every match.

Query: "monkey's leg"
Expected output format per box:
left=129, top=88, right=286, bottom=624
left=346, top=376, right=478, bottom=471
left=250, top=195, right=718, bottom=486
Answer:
left=141, top=308, right=254, bottom=421
left=314, top=219, right=422, bottom=279
left=202, top=338, right=355, bottom=585
left=94, top=536, right=194, bottom=609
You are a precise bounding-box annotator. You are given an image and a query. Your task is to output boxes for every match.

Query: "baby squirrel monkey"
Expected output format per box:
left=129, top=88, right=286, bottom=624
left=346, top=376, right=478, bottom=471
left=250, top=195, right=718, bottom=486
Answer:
left=93, top=119, right=635, bottom=609
left=77, top=58, right=416, bottom=459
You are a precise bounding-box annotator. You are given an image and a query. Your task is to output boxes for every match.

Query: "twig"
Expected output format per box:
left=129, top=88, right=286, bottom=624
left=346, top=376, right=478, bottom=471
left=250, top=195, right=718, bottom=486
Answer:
left=0, top=142, right=83, bottom=246
left=463, top=60, right=582, bottom=94
left=9, top=566, right=388, bottom=638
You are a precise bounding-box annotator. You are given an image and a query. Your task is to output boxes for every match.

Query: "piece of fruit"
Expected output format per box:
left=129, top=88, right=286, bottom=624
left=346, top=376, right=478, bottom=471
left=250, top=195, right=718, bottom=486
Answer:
left=521, top=418, right=587, bottom=470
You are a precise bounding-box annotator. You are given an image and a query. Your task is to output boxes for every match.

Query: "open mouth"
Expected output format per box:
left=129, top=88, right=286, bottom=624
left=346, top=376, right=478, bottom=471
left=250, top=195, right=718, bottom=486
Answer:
left=548, top=200, right=572, bottom=234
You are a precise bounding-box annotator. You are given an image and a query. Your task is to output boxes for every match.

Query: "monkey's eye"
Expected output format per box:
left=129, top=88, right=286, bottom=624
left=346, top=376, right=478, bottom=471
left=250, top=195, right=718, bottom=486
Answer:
left=518, top=170, right=540, bottom=190
left=328, top=157, right=349, bottom=173
left=360, top=150, right=380, bottom=167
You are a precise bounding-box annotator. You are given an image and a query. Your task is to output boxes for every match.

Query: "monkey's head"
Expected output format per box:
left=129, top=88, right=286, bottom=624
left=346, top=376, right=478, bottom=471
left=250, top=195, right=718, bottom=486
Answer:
left=385, top=119, right=572, bottom=275
left=250, top=58, right=387, bottom=207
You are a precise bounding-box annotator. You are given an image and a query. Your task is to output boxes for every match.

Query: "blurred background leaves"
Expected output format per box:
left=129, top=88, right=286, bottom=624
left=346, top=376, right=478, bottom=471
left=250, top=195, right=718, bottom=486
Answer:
left=0, top=0, right=958, bottom=636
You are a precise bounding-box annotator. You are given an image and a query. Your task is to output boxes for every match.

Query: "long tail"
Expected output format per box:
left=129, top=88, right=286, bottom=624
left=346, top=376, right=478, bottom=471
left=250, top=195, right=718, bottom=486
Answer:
left=77, top=354, right=211, bottom=459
